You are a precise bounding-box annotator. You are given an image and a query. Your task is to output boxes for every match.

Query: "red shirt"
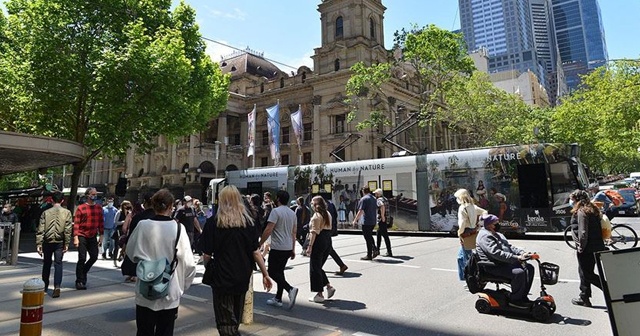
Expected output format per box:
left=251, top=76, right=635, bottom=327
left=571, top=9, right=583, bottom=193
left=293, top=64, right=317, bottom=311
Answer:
left=74, top=203, right=104, bottom=238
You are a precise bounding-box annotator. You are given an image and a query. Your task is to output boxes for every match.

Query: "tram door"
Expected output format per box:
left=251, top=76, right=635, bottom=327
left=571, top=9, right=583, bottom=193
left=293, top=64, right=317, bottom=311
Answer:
left=246, top=182, right=262, bottom=197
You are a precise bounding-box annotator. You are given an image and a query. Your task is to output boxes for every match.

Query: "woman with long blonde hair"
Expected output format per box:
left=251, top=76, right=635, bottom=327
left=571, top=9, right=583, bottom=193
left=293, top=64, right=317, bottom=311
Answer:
left=454, top=188, right=487, bottom=286
left=305, top=195, right=336, bottom=303
left=198, top=185, right=272, bottom=335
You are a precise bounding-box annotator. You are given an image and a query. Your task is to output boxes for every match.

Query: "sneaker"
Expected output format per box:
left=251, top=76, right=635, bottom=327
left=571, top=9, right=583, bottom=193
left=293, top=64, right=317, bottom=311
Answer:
left=571, top=297, right=592, bottom=307
left=327, top=286, right=336, bottom=299
left=52, top=288, right=60, bottom=298
left=288, top=287, right=298, bottom=310
left=335, top=265, right=349, bottom=275
left=360, top=256, right=373, bottom=260
left=385, top=252, right=394, bottom=257
left=309, top=294, right=325, bottom=303
left=266, top=298, right=283, bottom=307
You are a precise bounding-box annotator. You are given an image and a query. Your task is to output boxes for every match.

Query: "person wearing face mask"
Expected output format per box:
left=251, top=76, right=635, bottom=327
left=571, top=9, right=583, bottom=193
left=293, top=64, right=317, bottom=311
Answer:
left=475, top=214, right=534, bottom=308
left=174, top=195, right=202, bottom=253
left=0, top=204, right=18, bottom=224
left=102, top=197, right=118, bottom=260
left=73, top=187, right=104, bottom=290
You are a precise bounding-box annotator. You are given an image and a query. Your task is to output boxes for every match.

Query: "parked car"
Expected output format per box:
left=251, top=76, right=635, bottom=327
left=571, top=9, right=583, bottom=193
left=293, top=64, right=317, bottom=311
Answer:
left=623, top=177, right=637, bottom=188
left=614, top=188, right=640, bottom=216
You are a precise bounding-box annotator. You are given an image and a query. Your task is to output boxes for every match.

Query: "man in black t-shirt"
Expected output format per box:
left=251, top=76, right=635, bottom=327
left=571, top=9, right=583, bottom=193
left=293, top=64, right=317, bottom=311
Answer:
left=175, top=195, right=202, bottom=252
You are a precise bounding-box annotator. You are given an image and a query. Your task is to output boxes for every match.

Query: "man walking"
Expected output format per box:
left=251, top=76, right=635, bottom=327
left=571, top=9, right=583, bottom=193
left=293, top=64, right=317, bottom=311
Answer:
left=36, top=192, right=72, bottom=298
left=260, top=190, right=299, bottom=309
left=73, top=187, right=104, bottom=290
left=352, top=187, right=378, bottom=260
left=102, top=197, right=118, bottom=260
left=374, top=188, right=393, bottom=257
left=174, top=195, right=202, bottom=253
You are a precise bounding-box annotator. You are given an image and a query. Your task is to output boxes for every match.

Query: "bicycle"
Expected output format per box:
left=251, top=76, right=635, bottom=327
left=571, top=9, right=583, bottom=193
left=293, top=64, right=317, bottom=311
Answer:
left=564, top=223, right=638, bottom=250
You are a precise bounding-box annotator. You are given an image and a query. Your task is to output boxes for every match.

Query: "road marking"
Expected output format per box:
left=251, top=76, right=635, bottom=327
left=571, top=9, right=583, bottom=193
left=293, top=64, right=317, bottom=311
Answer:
left=183, top=294, right=209, bottom=303
left=254, top=309, right=339, bottom=332
left=344, top=259, right=420, bottom=268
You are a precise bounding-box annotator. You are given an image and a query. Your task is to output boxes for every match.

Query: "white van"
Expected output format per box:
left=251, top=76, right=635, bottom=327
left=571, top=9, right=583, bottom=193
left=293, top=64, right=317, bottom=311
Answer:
left=630, top=172, right=640, bottom=181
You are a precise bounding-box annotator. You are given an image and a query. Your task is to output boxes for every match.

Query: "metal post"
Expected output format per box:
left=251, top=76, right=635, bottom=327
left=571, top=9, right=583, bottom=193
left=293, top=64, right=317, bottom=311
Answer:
left=20, top=278, right=44, bottom=336
left=214, top=141, right=220, bottom=178
left=11, top=222, right=20, bottom=266
left=242, top=274, right=254, bottom=324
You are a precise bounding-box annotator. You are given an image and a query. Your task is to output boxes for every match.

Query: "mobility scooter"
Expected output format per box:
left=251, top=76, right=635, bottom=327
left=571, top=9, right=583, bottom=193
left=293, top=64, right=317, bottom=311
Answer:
left=465, top=251, right=559, bottom=322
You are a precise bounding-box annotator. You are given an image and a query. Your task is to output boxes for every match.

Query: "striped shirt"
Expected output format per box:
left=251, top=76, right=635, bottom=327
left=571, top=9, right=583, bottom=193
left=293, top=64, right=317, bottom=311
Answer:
left=74, top=203, right=104, bottom=238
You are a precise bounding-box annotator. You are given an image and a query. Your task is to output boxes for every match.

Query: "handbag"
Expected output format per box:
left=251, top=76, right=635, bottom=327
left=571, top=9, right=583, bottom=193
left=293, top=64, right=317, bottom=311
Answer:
left=202, top=258, right=214, bottom=287
left=136, top=221, right=181, bottom=300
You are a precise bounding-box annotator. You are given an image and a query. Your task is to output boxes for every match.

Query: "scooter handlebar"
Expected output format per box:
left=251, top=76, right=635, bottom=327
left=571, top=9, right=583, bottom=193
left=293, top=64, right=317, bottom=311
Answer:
left=520, top=252, right=539, bottom=260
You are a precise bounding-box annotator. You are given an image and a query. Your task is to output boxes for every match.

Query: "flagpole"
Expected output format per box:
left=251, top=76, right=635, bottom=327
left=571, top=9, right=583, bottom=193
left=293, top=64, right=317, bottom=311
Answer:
left=252, top=104, right=256, bottom=169
left=276, top=99, right=280, bottom=167
left=297, top=104, right=303, bottom=165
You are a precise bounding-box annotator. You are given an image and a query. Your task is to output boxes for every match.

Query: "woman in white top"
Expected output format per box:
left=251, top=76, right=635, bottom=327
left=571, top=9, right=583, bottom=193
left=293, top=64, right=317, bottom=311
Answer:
left=454, top=188, right=487, bottom=284
left=127, top=189, right=196, bottom=336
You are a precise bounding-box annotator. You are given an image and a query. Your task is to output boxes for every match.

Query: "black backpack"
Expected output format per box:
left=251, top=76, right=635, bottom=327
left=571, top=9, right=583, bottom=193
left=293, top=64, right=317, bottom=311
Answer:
left=464, top=250, right=485, bottom=294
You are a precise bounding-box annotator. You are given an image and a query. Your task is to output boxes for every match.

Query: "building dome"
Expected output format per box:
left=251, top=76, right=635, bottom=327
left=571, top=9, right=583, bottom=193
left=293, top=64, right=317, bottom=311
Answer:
left=219, top=49, right=284, bottom=80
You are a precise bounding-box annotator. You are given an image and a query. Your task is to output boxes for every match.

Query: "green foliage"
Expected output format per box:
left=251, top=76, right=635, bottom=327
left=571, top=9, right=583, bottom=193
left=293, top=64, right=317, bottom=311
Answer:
left=0, top=0, right=230, bottom=208
left=551, top=60, right=640, bottom=173
left=345, top=62, right=392, bottom=131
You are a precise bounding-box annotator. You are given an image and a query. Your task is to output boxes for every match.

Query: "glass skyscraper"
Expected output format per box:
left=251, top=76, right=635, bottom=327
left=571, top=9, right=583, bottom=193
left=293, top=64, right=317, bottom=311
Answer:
left=552, top=0, right=608, bottom=91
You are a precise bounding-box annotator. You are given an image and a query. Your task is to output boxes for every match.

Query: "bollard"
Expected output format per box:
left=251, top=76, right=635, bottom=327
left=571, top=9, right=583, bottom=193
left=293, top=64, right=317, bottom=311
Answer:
left=242, top=274, right=254, bottom=324
left=20, top=278, right=44, bottom=336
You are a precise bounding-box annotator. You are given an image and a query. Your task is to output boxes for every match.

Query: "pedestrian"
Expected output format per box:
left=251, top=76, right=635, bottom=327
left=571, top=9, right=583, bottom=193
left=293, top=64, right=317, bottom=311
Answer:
left=121, top=193, right=155, bottom=283
left=72, top=187, right=104, bottom=290
left=102, top=197, right=118, bottom=260
left=0, top=203, right=18, bottom=223
left=127, top=189, right=196, bottom=336
left=352, top=187, right=378, bottom=260
left=261, top=192, right=275, bottom=261
left=454, top=188, right=487, bottom=285
left=36, top=191, right=72, bottom=298
left=337, top=195, right=347, bottom=227
left=569, top=190, right=606, bottom=307
left=113, top=200, right=133, bottom=266
left=373, top=188, right=393, bottom=257
left=326, top=196, right=348, bottom=275
left=198, top=185, right=272, bottom=336
left=295, top=197, right=310, bottom=251
left=306, top=196, right=337, bottom=302
left=259, top=190, right=299, bottom=309
left=174, top=195, right=202, bottom=253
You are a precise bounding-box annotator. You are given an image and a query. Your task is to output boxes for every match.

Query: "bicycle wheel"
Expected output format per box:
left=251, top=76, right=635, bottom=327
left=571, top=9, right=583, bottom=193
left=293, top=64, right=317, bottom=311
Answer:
left=610, top=224, right=639, bottom=250
left=564, top=224, right=577, bottom=250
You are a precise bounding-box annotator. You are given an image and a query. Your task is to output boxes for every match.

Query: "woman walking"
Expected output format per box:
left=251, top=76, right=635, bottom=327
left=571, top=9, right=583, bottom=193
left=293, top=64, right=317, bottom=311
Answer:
left=569, top=190, right=605, bottom=307
left=306, top=196, right=336, bottom=303
left=454, top=188, right=486, bottom=286
left=127, top=189, right=196, bottom=336
left=113, top=200, right=132, bottom=267
left=198, top=186, right=272, bottom=336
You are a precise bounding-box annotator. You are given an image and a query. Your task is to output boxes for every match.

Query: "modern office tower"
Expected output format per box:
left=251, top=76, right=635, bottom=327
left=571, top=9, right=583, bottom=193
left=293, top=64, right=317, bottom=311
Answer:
left=552, top=0, right=608, bottom=91
left=530, top=0, right=565, bottom=105
left=459, top=0, right=546, bottom=88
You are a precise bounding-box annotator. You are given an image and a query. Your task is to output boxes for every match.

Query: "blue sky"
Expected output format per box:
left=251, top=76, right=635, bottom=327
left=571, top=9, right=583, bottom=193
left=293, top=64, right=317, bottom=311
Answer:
left=182, top=0, right=640, bottom=71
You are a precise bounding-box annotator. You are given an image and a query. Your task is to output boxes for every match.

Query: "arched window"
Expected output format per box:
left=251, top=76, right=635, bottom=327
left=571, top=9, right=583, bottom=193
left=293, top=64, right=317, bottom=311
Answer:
left=334, top=59, right=340, bottom=72
left=335, top=16, right=343, bottom=38
left=370, top=18, right=376, bottom=39
left=280, top=78, right=285, bottom=88
left=260, top=83, right=264, bottom=93
left=302, top=72, right=307, bottom=83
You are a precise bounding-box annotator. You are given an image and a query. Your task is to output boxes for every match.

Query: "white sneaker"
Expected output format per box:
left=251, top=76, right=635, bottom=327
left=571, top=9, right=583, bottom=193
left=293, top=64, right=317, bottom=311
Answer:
left=266, top=298, right=283, bottom=307
left=288, top=287, right=298, bottom=310
left=327, top=286, right=336, bottom=299
left=309, top=294, right=325, bottom=303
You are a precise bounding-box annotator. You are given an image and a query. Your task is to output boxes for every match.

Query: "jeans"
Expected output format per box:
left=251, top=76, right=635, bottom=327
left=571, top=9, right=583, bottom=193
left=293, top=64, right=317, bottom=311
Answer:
left=362, top=225, right=376, bottom=257
left=457, top=247, right=472, bottom=281
left=268, top=249, right=293, bottom=301
left=136, top=305, right=177, bottom=336
left=102, top=228, right=115, bottom=256
left=76, top=236, right=99, bottom=284
left=42, top=242, right=64, bottom=289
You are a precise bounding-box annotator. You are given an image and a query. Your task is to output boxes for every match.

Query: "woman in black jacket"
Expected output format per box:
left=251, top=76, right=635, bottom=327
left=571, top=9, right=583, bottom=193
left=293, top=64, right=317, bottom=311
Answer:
left=569, top=189, right=606, bottom=307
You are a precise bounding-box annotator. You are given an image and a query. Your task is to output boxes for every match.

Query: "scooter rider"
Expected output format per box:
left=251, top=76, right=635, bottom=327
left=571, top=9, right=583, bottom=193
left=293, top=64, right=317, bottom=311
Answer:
left=476, top=214, right=535, bottom=308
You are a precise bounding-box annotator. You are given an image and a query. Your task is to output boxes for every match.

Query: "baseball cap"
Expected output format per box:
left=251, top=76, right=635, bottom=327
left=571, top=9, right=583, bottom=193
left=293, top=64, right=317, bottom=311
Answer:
left=183, top=195, right=192, bottom=202
left=373, top=188, right=383, bottom=195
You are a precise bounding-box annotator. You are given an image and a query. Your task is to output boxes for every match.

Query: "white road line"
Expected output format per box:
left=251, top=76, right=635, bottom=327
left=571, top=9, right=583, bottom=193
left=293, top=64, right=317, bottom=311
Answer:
left=182, top=294, right=209, bottom=303
left=344, top=259, right=421, bottom=268
left=353, top=333, right=380, bottom=336
left=254, top=309, right=338, bottom=332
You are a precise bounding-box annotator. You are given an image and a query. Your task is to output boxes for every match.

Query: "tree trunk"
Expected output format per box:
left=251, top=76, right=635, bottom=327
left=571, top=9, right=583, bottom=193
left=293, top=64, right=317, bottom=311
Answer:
left=68, top=160, right=88, bottom=214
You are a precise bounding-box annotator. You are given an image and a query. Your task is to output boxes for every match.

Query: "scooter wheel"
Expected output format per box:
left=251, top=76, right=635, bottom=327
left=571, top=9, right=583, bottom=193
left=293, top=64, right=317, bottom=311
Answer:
left=475, top=298, right=491, bottom=314
left=532, top=304, right=551, bottom=322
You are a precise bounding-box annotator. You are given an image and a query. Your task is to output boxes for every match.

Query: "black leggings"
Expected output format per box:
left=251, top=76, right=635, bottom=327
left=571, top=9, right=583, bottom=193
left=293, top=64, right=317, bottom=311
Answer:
left=577, top=251, right=602, bottom=298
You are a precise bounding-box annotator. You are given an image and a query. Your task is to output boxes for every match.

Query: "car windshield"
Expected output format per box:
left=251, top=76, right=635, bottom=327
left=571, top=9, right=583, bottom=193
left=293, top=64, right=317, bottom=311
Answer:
left=618, top=190, right=636, bottom=202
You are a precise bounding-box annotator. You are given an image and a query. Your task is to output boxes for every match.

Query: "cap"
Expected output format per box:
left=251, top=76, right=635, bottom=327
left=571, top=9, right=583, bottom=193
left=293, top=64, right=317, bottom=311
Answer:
left=183, top=195, right=192, bottom=202
left=373, top=188, right=383, bottom=195
left=290, top=200, right=297, bottom=207
left=481, top=214, right=499, bottom=226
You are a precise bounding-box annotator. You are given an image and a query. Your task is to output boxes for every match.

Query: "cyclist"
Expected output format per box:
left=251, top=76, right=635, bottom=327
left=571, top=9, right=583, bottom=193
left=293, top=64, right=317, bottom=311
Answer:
left=587, top=183, right=616, bottom=220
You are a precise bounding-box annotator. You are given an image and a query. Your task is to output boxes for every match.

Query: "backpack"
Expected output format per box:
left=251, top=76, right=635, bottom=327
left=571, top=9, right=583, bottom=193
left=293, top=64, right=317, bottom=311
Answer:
left=136, top=221, right=181, bottom=300
left=604, top=190, right=624, bottom=207
left=464, top=250, right=485, bottom=294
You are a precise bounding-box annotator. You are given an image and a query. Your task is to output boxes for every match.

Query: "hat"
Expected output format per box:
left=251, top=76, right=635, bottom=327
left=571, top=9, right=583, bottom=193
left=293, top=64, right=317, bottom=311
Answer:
left=494, top=193, right=506, bottom=202
left=373, top=188, right=383, bottom=195
left=481, top=214, right=499, bottom=226
left=183, top=195, right=192, bottom=202
left=290, top=200, right=297, bottom=207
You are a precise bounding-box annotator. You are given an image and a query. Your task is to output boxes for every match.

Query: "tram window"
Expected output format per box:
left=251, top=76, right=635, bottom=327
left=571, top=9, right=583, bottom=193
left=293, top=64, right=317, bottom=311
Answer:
left=517, top=163, right=549, bottom=208
left=549, top=162, right=579, bottom=206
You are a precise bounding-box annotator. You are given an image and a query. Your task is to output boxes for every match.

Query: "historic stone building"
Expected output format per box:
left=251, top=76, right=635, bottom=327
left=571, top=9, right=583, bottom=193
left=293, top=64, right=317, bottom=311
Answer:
left=87, top=0, right=460, bottom=202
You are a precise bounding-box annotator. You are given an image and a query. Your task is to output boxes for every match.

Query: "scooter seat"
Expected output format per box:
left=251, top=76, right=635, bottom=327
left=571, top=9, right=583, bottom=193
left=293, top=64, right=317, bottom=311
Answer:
left=477, top=261, right=512, bottom=284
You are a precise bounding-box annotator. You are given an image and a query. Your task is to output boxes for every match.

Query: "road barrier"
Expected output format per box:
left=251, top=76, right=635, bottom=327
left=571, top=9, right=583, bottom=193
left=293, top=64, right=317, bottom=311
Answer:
left=20, top=278, right=44, bottom=336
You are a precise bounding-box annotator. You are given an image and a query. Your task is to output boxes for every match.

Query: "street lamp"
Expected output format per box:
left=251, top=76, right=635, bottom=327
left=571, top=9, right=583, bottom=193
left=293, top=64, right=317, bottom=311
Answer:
left=214, top=141, right=222, bottom=178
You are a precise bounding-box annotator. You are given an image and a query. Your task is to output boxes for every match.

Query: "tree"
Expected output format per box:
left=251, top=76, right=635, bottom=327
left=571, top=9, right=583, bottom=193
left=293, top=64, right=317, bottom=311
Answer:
left=345, top=24, right=475, bottom=153
left=0, top=0, right=230, bottom=209
left=441, top=71, right=539, bottom=147
left=551, top=60, right=640, bottom=172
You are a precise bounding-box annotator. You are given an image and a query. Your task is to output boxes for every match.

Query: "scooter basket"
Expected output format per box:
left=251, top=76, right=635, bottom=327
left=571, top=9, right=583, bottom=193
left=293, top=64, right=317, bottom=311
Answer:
left=540, top=262, right=559, bottom=285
